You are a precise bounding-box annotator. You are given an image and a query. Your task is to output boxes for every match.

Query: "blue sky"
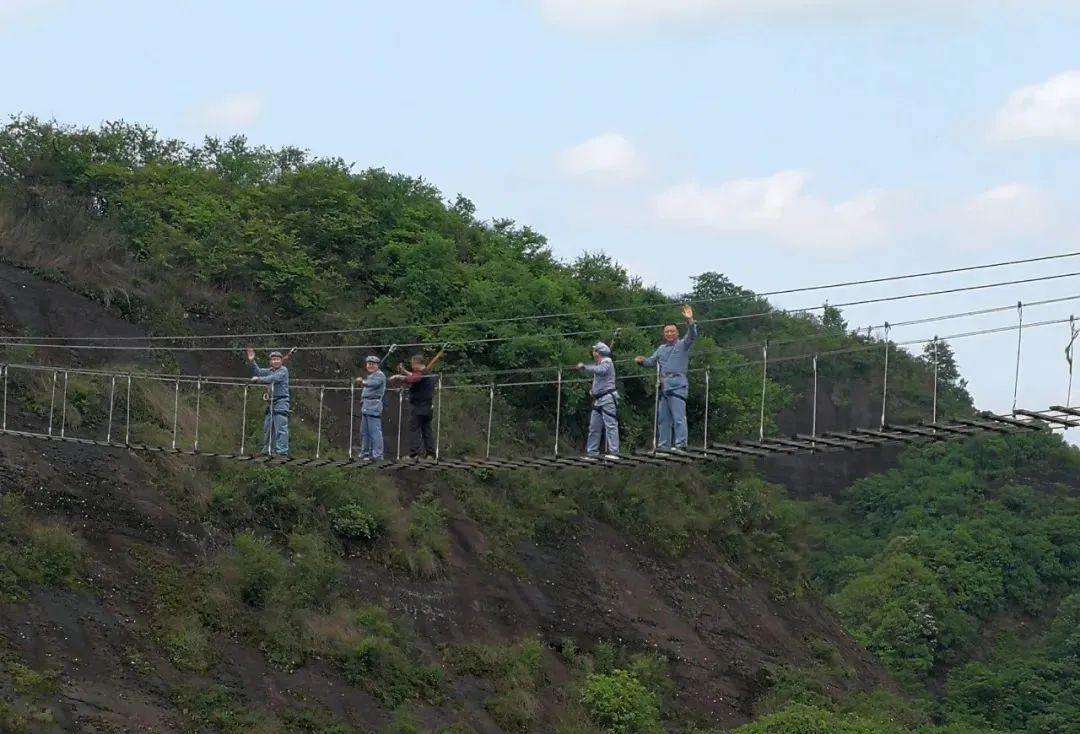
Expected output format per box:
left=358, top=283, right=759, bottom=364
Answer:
left=3, top=0, right=1080, bottom=424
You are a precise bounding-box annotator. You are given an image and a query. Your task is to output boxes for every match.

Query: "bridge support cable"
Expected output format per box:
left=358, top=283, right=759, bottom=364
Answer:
left=1013, top=302, right=1024, bottom=415
left=1067, top=315, right=1077, bottom=411
left=47, top=371, right=57, bottom=436
left=348, top=384, right=355, bottom=459
left=239, top=385, right=249, bottom=455
left=486, top=384, right=495, bottom=459
left=435, top=374, right=443, bottom=463
left=59, top=371, right=69, bottom=439
left=702, top=369, right=710, bottom=450
left=811, top=355, right=819, bottom=450
left=315, top=387, right=325, bottom=459
left=170, top=377, right=180, bottom=450
left=194, top=378, right=203, bottom=452
left=396, top=389, right=404, bottom=461
left=555, top=369, right=563, bottom=457
left=880, top=325, right=891, bottom=430
left=124, top=373, right=132, bottom=446
left=931, top=336, right=940, bottom=426
left=651, top=364, right=661, bottom=453
left=1, top=364, right=7, bottom=432
left=759, top=342, right=769, bottom=442
left=106, top=375, right=116, bottom=444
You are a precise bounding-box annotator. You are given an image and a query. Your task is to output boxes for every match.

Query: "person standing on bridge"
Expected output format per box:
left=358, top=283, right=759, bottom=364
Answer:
left=246, top=347, right=291, bottom=456
left=389, top=350, right=444, bottom=458
left=573, top=341, right=620, bottom=460
left=635, top=305, right=697, bottom=452
left=356, top=355, right=387, bottom=461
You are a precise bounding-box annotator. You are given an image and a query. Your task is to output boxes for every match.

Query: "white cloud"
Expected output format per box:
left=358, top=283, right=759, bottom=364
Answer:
left=188, top=92, right=265, bottom=132
left=537, top=0, right=1062, bottom=31
left=990, top=70, right=1080, bottom=143
left=557, top=133, right=645, bottom=183
left=952, top=183, right=1056, bottom=245
left=653, top=171, right=889, bottom=253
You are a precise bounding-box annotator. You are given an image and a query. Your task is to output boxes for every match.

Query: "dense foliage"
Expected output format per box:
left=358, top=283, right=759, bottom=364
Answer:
left=806, top=432, right=1079, bottom=731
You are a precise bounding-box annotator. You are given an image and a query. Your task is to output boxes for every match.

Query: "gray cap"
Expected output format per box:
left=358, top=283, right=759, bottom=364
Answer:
left=592, top=342, right=612, bottom=356
left=365, top=355, right=380, bottom=364
left=269, top=350, right=283, bottom=358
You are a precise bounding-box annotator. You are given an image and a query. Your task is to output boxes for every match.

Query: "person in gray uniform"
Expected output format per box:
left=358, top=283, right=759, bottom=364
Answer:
left=635, top=305, right=697, bottom=451
left=246, top=347, right=290, bottom=456
left=355, top=355, right=387, bottom=460
left=574, top=341, right=620, bottom=460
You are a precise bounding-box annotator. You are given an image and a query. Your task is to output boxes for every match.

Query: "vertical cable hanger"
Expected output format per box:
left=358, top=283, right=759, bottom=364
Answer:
left=1012, top=302, right=1023, bottom=415
left=880, top=324, right=890, bottom=430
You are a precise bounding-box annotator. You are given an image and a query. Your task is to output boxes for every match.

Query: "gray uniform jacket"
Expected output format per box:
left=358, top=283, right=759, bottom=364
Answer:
left=642, top=323, right=698, bottom=387
left=250, top=363, right=290, bottom=412
left=360, top=370, right=386, bottom=416
left=583, top=358, right=618, bottom=401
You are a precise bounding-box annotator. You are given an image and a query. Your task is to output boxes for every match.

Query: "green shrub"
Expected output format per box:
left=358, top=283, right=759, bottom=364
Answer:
left=732, top=703, right=909, bottom=734
left=443, top=639, right=545, bottom=690
left=329, top=502, right=384, bottom=543
left=340, top=635, right=442, bottom=706
left=162, top=615, right=213, bottom=672
left=580, top=670, right=662, bottom=734
left=485, top=688, right=539, bottom=732
left=280, top=532, right=343, bottom=610
left=229, top=532, right=286, bottom=608
left=397, top=495, right=450, bottom=577
left=23, top=524, right=84, bottom=586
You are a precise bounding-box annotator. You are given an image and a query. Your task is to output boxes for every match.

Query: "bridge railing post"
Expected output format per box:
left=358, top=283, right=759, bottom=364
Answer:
left=486, top=384, right=495, bottom=459
left=811, top=355, right=818, bottom=449
left=1, top=364, right=7, bottom=432
left=170, top=376, right=180, bottom=451
left=554, top=369, right=563, bottom=457
left=240, top=384, right=249, bottom=455
left=47, top=370, right=57, bottom=436
left=124, top=373, right=132, bottom=446
left=106, top=374, right=116, bottom=444
left=396, top=388, right=404, bottom=461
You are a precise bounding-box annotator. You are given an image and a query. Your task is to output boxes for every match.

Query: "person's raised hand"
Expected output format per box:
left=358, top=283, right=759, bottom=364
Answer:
left=682, top=304, right=694, bottom=321
left=635, top=356, right=645, bottom=365
left=575, top=362, right=585, bottom=371
left=250, top=375, right=259, bottom=383
left=245, top=347, right=255, bottom=362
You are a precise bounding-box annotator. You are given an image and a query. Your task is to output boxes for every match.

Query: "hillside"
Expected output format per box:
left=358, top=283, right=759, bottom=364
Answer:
left=0, top=118, right=1077, bottom=734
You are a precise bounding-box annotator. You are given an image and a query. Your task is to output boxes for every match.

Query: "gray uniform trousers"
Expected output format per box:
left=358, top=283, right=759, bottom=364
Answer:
left=657, top=376, right=689, bottom=449
left=587, top=393, right=619, bottom=455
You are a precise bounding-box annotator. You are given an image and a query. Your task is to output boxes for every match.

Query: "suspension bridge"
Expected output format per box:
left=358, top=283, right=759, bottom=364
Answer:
left=2, top=252, right=1079, bottom=472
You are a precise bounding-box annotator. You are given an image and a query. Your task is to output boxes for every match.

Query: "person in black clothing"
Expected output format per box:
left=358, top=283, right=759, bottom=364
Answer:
left=390, top=350, right=444, bottom=458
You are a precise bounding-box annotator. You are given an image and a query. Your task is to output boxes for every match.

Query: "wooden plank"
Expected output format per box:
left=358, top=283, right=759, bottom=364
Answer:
left=1014, top=409, right=1080, bottom=428
left=977, top=412, right=1048, bottom=431
left=794, top=433, right=864, bottom=449
left=852, top=428, right=921, bottom=443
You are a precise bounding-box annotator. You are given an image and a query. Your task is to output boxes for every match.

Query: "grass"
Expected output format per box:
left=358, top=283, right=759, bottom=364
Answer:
left=443, top=639, right=548, bottom=732
left=0, top=636, right=60, bottom=734
left=0, top=494, right=84, bottom=601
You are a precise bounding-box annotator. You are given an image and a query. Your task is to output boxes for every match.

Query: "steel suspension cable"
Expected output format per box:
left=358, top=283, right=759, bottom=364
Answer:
left=4, top=270, right=1080, bottom=354
left=8, top=250, right=1079, bottom=344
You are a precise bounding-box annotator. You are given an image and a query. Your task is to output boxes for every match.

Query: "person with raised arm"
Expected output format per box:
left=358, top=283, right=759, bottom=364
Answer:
left=635, top=305, right=697, bottom=452
left=355, top=355, right=387, bottom=461
left=246, top=346, right=291, bottom=456
left=389, top=349, right=444, bottom=459
left=572, top=341, right=620, bottom=460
